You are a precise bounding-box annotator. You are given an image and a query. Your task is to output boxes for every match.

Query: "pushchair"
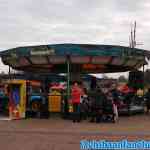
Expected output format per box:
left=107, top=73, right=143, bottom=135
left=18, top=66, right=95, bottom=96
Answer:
left=88, top=96, right=104, bottom=123
left=102, top=98, right=116, bottom=123
left=80, top=95, right=90, bottom=120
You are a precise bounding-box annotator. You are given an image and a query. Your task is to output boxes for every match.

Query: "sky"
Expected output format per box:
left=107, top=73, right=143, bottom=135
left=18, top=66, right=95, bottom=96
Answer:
left=0, top=0, right=150, bottom=78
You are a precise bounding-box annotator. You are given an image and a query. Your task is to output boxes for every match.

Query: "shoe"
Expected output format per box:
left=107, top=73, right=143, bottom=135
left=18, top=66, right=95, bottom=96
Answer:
left=89, top=119, right=94, bottom=123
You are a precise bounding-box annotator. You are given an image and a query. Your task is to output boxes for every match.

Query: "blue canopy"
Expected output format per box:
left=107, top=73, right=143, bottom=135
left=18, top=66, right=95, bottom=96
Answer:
left=0, top=43, right=149, bottom=73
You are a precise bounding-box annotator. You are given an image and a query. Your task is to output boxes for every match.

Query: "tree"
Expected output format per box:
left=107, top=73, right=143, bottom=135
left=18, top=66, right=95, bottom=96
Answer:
left=118, top=75, right=127, bottom=83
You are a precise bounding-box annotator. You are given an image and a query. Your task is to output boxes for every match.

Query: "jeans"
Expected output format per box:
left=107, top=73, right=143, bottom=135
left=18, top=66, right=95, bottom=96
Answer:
left=72, top=103, right=81, bottom=122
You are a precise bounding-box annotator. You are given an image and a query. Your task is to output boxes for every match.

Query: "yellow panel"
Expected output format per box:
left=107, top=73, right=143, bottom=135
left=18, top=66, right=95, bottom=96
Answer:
left=19, top=83, right=26, bottom=118
left=48, top=91, right=61, bottom=112
left=6, top=79, right=26, bottom=85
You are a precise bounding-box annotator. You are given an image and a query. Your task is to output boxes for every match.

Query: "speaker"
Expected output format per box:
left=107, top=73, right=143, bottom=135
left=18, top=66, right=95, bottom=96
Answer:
left=128, top=71, right=144, bottom=89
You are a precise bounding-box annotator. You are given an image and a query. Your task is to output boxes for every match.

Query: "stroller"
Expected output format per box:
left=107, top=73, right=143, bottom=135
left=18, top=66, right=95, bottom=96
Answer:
left=80, top=95, right=90, bottom=120
left=88, top=90, right=105, bottom=123
left=102, top=95, right=116, bottom=123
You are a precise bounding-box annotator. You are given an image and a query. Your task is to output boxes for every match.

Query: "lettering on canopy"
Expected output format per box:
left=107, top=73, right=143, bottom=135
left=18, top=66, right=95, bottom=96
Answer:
left=82, top=64, right=105, bottom=70
left=30, top=46, right=55, bottom=55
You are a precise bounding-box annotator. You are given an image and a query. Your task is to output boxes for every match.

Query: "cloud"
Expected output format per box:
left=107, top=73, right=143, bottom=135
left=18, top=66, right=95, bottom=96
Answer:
left=0, top=0, right=150, bottom=74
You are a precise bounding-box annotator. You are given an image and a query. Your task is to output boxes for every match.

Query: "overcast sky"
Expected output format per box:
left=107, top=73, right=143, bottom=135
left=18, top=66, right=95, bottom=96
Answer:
left=0, top=0, right=150, bottom=77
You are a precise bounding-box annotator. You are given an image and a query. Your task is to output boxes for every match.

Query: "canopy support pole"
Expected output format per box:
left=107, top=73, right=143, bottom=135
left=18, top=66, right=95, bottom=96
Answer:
left=143, top=64, right=145, bottom=94
left=8, top=66, right=11, bottom=80
left=67, top=56, right=70, bottom=100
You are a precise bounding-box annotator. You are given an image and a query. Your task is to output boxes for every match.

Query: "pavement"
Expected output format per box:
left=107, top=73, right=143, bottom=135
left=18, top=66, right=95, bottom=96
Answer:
left=0, top=115, right=150, bottom=150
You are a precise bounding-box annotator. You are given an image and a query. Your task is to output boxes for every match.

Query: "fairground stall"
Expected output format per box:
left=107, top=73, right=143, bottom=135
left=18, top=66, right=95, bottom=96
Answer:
left=0, top=79, right=44, bottom=120
left=0, top=44, right=150, bottom=119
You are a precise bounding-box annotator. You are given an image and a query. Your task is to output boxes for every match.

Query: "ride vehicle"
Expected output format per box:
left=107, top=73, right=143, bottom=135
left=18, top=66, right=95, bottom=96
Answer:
left=26, top=80, right=46, bottom=118
left=117, top=85, right=144, bottom=115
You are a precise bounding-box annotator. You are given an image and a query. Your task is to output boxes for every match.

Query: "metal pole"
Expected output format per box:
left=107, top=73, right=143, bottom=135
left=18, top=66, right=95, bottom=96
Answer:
left=67, top=56, right=70, bottom=100
left=143, top=64, right=145, bottom=95
left=8, top=66, right=11, bottom=80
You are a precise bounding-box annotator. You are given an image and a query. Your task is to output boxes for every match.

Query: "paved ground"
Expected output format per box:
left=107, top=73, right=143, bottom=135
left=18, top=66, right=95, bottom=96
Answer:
left=0, top=115, right=150, bottom=150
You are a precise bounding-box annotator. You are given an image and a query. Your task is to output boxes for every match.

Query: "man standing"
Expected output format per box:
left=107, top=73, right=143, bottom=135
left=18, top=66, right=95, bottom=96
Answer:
left=71, top=82, right=84, bottom=122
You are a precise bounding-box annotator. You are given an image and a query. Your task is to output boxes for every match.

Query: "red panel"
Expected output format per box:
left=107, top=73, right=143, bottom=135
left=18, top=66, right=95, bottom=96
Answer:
left=82, top=64, right=105, bottom=70
left=19, top=57, right=30, bottom=66
left=92, top=56, right=111, bottom=64
left=34, top=64, right=53, bottom=68
left=70, top=56, right=90, bottom=64
left=111, top=58, right=124, bottom=65
left=48, top=56, right=66, bottom=64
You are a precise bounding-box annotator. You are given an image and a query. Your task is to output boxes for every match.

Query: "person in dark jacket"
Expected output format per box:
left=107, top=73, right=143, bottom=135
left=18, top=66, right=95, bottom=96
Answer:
left=89, top=88, right=105, bottom=123
left=145, top=88, right=150, bottom=114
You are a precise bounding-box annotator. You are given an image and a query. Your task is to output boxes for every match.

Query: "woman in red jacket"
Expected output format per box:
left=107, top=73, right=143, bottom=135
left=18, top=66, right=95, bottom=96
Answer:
left=71, top=82, right=84, bottom=122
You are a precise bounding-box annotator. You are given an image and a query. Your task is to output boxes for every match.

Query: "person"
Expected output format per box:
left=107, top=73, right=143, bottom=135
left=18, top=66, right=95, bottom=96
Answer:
left=71, top=82, right=84, bottom=122
left=80, top=88, right=89, bottom=120
left=110, top=87, right=119, bottom=121
left=136, top=89, right=144, bottom=105
left=145, top=88, right=150, bottom=114
left=89, top=88, right=105, bottom=123
left=124, top=90, right=134, bottom=115
left=111, top=87, right=119, bottom=105
left=103, top=92, right=116, bottom=122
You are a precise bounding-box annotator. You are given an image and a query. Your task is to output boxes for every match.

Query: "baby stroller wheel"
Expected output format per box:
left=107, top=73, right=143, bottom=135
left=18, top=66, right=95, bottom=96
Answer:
left=112, top=119, right=116, bottom=123
left=113, top=115, right=118, bottom=123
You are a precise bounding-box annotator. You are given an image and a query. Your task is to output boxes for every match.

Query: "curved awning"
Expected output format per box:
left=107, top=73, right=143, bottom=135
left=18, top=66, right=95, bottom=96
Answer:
left=0, top=43, right=149, bottom=73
